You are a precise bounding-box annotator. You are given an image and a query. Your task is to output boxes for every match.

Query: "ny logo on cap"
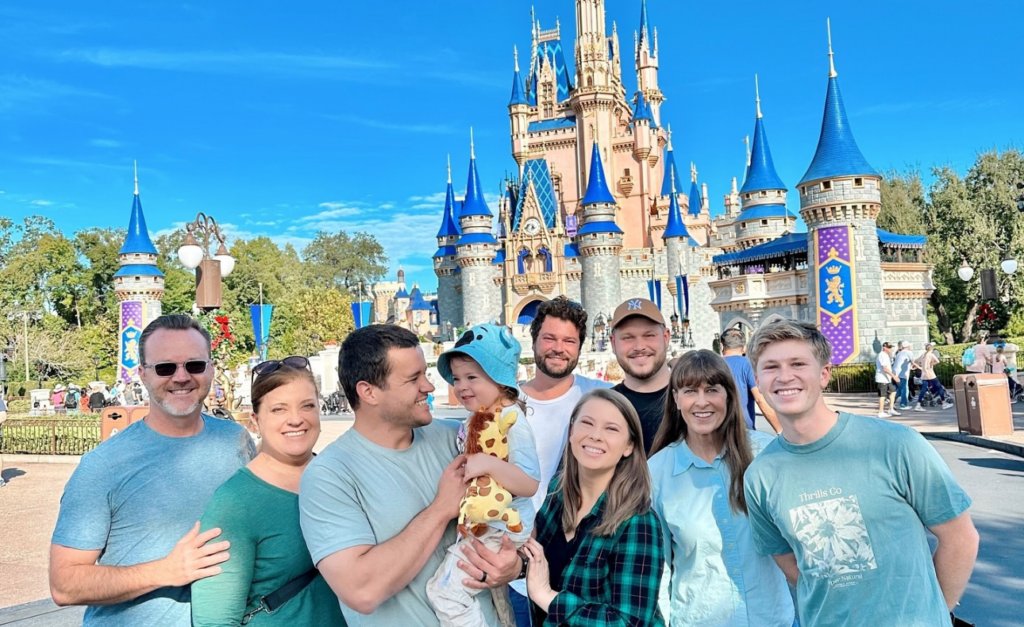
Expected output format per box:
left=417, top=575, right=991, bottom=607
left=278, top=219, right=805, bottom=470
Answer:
left=627, top=300, right=643, bottom=311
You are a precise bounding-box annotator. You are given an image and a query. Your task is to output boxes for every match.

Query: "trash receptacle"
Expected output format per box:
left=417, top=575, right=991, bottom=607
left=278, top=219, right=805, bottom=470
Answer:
left=128, top=406, right=149, bottom=425
left=101, top=406, right=131, bottom=441
left=952, top=375, right=970, bottom=432
left=964, top=374, right=1014, bottom=436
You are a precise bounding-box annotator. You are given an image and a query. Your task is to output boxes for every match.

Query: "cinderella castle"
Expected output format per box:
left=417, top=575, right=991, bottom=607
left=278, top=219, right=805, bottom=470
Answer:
left=426, top=0, right=935, bottom=364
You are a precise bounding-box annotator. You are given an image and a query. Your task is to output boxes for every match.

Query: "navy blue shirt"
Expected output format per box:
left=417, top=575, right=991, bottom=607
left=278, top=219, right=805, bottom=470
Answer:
left=724, top=354, right=758, bottom=430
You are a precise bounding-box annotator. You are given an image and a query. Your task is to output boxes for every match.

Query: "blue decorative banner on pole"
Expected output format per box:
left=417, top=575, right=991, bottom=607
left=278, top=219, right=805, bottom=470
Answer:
left=654, top=279, right=662, bottom=309
left=675, top=276, right=684, bottom=319
left=249, top=304, right=274, bottom=361
left=681, top=276, right=690, bottom=317
left=351, top=301, right=373, bottom=329
left=647, top=280, right=655, bottom=303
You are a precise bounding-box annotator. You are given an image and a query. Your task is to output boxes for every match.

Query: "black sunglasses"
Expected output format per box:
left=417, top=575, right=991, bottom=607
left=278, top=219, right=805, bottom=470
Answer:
left=251, top=356, right=311, bottom=384
left=144, top=360, right=211, bottom=377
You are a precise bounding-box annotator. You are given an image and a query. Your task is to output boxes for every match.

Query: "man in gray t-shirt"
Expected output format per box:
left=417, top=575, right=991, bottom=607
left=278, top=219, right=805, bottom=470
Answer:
left=299, top=325, right=522, bottom=626
left=49, top=315, right=256, bottom=626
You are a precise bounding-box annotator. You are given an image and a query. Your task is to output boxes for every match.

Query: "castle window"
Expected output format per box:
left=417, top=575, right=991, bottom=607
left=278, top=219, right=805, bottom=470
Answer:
left=624, top=168, right=631, bottom=177
left=741, top=223, right=747, bottom=229
left=821, top=181, right=832, bottom=191
left=744, top=194, right=751, bottom=200
left=854, top=177, right=864, bottom=187
left=759, top=191, right=767, bottom=198
left=800, top=186, right=806, bottom=195
left=761, top=219, right=768, bottom=226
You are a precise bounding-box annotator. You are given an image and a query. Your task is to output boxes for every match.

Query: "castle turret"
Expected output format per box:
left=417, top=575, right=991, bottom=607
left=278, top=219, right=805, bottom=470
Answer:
left=576, top=141, right=622, bottom=336
left=799, top=21, right=883, bottom=364
left=734, top=76, right=797, bottom=250
left=509, top=47, right=531, bottom=168
left=114, top=162, right=164, bottom=383
left=662, top=170, right=699, bottom=317
left=455, top=130, right=502, bottom=326
left=659, top=124, right=682, bottom=199
left=635, top=0, right=663, bottom=125
left=631, top=91, right=653, bottom=160
left=433, top=156, right=463, bottom=329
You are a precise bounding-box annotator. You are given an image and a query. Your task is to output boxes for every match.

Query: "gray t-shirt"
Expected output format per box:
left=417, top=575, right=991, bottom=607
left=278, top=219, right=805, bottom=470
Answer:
left=51, top=416, right=256, bottom=626
left=744, top=412, right=971, bottom=627
left=299, top=418, right=498, bottom=627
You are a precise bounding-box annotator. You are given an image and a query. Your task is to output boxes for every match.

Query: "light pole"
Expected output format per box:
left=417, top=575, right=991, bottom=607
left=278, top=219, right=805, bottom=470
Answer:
left=310, top=333, right=320, bottom=357
left=7, top=310, right=41, bottom=381
left=93, top=354, right=101, bottom=382
left=0, top=343, right=13, bottom=397
left=177, top=213, right=236, bottom=311
left=34, top=359, right=44, bottom=390
left=593, top=313, right=607, bottom=352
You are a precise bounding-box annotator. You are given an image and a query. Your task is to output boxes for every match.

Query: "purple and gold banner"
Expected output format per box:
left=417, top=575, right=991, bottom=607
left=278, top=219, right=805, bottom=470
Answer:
left=814, top=226, right=858, bottom=364
left=119, top=301, right=145, bottom=382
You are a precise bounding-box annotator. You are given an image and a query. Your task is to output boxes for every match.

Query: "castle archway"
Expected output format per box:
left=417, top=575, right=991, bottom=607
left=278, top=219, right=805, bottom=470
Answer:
left=514, top=298, right=546, bottom=325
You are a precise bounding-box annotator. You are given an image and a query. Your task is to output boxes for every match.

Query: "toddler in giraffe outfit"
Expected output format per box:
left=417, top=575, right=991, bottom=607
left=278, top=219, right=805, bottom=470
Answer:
left=426, top=323, right=539, bottom=627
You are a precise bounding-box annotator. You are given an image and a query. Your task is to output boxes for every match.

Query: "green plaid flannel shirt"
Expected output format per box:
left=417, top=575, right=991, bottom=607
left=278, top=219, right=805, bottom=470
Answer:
left=534, top=491, right=666, bottom=627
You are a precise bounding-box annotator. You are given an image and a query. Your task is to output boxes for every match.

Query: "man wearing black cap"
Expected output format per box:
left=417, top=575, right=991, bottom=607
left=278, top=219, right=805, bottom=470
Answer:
left=608, top=298, right=671, bottom=456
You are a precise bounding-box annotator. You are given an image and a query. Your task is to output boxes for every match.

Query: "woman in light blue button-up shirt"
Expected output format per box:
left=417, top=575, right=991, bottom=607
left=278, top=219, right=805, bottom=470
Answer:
left=648, top=350, right=794, bottom=627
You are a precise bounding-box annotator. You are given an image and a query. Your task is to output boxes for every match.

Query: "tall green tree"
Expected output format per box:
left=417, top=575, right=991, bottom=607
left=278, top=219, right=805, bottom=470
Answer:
left=302, top=231, right=387, bottom=295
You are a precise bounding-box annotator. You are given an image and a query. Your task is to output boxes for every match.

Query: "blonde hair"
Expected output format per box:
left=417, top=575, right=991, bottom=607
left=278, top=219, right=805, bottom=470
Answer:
left=556, top=388, right=652, bottom=536
left=747, top=318, right=831, bottom=371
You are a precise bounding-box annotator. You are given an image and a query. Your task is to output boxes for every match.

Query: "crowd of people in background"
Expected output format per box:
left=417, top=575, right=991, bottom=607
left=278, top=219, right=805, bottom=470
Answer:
left=44, top=302, right=981, bottom=626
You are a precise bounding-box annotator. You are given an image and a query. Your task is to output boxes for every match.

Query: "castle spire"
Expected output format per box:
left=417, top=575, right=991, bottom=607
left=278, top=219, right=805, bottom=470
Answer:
left=797, top=22, right=878, bottom=185
left=663, top=170, right=689, bottom=239
left=119, top=163, right=158, bottom=256
left=460, top=130, right=492, bottom=217
left=637, top=0, right=651, bottom=56
left=581, top=140, right=615, bottom=206
left=660, top=123, right=682, bottom=197
left=509, top=46, right=528, bottom=106
left=688, top=164, right=702, bottom=217
left=741, top=78, right=787, bottom=194
left=755, top=74, right=763, bottom=119
left=437, top=158, right=460, bottom=238
left=827, top=18, right=837, bottom=78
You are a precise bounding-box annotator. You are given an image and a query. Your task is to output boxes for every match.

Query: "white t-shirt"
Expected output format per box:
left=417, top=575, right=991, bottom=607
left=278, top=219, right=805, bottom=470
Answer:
left=510, top=374, right=611, bottom=596
left=875, top=351, right=893, bottom=383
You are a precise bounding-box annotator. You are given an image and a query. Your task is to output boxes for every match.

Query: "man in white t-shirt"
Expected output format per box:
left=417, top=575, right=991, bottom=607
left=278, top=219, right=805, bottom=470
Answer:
left=875, top=342, right=900, bottom=418
left=512, top=296, right=611, bottom=625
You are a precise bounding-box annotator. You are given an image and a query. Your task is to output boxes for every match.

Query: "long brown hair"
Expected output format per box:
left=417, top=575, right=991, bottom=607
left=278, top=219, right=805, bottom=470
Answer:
left=557, top=388, right=652, bottom=536
left=650, top=350, right=754, bottom=514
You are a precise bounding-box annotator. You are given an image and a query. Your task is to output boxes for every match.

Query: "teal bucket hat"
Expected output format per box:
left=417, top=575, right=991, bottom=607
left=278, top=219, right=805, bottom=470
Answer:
left=437, top=323, right=521, bottom=389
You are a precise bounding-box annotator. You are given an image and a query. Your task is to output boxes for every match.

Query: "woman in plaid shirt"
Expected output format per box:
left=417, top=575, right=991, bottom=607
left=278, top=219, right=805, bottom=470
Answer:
left=520, top=388, right=665, bottom=626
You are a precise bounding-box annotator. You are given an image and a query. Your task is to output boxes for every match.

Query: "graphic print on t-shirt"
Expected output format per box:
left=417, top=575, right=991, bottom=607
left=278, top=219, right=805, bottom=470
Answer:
left=789, top=494, right=877, bottom=584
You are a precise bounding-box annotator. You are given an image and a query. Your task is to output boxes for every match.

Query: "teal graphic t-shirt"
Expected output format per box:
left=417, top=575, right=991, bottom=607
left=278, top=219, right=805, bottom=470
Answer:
left=743, top=412, right=971, bottom=627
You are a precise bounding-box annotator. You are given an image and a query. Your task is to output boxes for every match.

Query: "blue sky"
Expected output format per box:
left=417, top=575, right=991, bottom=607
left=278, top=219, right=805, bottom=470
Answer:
left=2, top=0, right=1022, bottom=293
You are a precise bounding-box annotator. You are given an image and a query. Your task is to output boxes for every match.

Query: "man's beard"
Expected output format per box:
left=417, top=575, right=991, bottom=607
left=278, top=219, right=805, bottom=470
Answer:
left=535, top=350, right=579, bottom=379
left=619, top=350, right=667, bottom=381
left=152, top=392, right=204, bottom=417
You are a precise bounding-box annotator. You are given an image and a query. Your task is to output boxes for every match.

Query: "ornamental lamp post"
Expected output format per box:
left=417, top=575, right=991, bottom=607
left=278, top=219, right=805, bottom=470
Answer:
left=593, top=313, right=607, bottom=352
left=0, top=343, right=13, bottom=397
left=310, top=333, right=320, bottom=357
left=177, top=213, right=236, bottom=312
left=93, top=354, right=101, bottom=382
left=34, top=359, right=44, bottom=389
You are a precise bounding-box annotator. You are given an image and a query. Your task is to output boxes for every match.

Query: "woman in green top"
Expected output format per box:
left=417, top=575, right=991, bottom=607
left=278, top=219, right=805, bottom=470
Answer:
left=192, top=356, right=346, bottom=626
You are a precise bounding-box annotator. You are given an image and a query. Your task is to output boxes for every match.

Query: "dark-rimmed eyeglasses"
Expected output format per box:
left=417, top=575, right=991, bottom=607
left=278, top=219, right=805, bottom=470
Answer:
left=251, top=355, right=311, bottom=384
left=143, top=360, right=211, bottom=377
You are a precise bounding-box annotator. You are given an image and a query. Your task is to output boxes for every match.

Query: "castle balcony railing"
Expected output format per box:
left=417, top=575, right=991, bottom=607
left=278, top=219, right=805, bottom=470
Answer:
left=512, top=272, right=558, bottom=296
left=709, top=269, right=809, bottom=312
left=880, top=262, right=935, bottom=300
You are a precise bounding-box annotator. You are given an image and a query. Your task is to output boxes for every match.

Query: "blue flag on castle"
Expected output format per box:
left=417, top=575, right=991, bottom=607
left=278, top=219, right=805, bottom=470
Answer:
left=249, top=304, right=273, bottom=361
left=351, top=301, right=372, bottom=329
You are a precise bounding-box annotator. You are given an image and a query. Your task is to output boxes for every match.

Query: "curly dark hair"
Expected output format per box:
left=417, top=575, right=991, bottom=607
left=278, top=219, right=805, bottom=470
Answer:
left=529, top=296, right=588, bottom=344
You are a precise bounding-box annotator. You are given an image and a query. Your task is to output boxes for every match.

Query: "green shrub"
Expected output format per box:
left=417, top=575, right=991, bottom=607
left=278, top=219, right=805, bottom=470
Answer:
left=7, top=399, right=30, bottom=413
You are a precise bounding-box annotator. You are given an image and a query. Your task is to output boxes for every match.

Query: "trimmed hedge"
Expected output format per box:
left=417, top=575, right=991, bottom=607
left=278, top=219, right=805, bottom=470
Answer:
left=1, top=417, right=101, bottom=455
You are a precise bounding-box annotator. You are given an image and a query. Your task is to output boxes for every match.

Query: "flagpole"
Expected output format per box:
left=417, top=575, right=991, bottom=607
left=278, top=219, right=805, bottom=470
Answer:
left=259, top=283, right=265, bottom=360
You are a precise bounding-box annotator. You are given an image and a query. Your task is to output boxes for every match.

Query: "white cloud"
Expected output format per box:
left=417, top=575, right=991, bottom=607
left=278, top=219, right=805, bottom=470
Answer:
left=52, top=49, right=393, bottom=77
left=409, top=192, right=446, bottom=203
left=0, top=74, right=106, bottom=113
left=31, top=199, right=53, bottom=206
left=89, top=138, right=123, bottom=148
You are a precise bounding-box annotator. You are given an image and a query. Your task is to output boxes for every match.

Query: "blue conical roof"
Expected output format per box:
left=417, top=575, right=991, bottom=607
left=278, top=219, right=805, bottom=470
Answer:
left=119, top=192, right=158, bottom=255
left=660, top=144, right=681, bottom=197
left=663, top=182, right=688, bottom=238
left=437, top=178, right=461, bottom=237
left=509, top=61, right=528, bottom=106
left=741, top=117, right=786, bottom=194
left=460, top=156, right=492, bottom=217
left=581, top=142, right=616, bottom=206
left=638, top=0, right=652, bottom=55
left=632, top=91, right=653, bottom=123
left=688, top=179, right=702, bottom=217
left=798, top=75, right=878, bottom=185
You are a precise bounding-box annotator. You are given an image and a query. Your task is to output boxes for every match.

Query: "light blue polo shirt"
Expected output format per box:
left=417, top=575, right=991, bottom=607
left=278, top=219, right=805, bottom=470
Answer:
left=650, top=430, right=794, bottom=627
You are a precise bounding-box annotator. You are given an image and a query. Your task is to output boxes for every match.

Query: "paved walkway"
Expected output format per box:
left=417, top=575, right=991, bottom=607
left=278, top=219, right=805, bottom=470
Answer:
left=1, top=398, right=1020, bottom=622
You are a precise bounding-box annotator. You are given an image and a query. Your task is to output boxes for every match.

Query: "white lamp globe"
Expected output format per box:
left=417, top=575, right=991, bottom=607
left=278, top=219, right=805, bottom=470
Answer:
left=216, top=254, right=236, bottom=277
left=1001, top=258, right=1018, bottom=275
left=957, top=264, right=974, bottom=282
left=178, top=244, right=204, bottom=270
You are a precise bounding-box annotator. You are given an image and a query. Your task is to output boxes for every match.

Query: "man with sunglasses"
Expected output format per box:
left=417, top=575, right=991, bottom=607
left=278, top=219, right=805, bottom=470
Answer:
left=50, top=315, right=256, bottom=626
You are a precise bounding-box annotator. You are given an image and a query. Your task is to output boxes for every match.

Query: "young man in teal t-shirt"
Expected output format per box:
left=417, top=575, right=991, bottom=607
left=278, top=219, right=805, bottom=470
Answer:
left=743, top=319, right=979, bottom=627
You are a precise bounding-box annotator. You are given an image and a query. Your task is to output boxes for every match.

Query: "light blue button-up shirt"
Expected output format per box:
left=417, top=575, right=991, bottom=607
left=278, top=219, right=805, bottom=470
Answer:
left=649, top=430, right=794, bottom=627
